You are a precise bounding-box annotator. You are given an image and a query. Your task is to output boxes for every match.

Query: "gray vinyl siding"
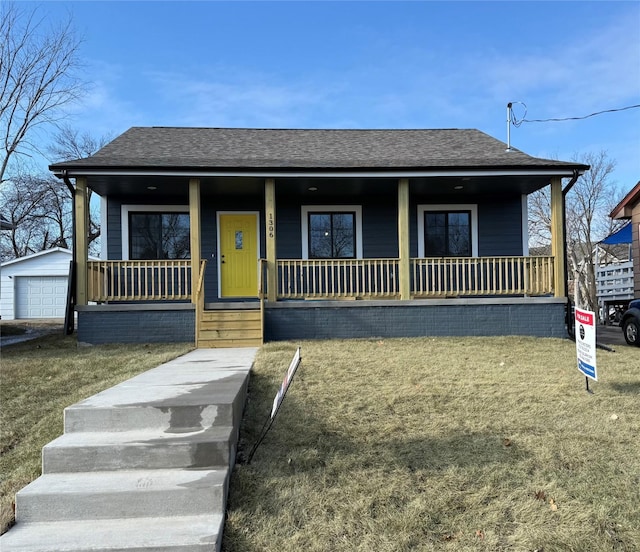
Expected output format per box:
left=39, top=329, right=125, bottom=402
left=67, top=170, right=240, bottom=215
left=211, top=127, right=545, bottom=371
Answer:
left=106, top=197, right=122, bottom=260
left=478, top=196, right=523, bottom=256
left=276, top=193, right=399, bottom=259
left=106, top=195, right=190, bottom=260
left=106, top=192, right=523, bottom=263
left=362, top=198, right=398, bottom=258
left=275, top=198, right=302, bottom=259
left=104, top=192, right=525, bottom=303
left=409, top=194, right=524, bottom=257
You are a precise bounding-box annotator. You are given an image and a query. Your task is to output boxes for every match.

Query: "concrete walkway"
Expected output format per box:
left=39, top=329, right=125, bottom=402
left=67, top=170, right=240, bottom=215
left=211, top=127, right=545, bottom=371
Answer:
left=0, top=347, right=257, bottom=552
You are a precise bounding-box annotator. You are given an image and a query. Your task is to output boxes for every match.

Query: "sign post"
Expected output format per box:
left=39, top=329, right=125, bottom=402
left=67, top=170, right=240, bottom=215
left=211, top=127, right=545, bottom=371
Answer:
left=575, top=307, right=597, bottom=392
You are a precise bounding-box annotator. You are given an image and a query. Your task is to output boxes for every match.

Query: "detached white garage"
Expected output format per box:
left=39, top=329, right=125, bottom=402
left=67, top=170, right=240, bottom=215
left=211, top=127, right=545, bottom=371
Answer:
left=1, top=248, right=74, bottom=320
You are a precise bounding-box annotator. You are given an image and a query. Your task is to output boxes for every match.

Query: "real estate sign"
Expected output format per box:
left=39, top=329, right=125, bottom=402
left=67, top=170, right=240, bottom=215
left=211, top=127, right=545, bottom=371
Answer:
left=271, top=347, right=302, bottom=419
left=247, top=347, right=303, bottom=464
left=575, top=308, right=597, bottom=381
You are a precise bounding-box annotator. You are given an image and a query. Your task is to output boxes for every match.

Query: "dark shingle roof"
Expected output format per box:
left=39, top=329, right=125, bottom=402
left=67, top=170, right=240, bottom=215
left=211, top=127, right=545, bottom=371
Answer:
left=50, top=127, right=587, bottom=172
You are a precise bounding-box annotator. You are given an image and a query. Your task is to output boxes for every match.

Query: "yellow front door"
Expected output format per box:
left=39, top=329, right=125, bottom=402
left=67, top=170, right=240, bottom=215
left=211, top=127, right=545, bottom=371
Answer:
left=219, top=213, right=258, bottom=297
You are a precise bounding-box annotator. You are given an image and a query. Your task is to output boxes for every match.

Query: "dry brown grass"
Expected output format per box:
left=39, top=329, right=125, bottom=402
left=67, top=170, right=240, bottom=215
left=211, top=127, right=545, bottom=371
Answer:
left=0, top=333, right=192, bottom=534
left=224, top=337, right=640, bottom=552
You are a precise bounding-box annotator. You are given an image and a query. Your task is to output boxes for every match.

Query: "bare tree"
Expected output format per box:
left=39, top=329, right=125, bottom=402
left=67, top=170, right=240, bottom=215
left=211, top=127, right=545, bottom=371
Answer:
left=528, top=151, right=623, bottom=312
left=48, top=124, right=113, bottom=162
left=0, top=2, right=84, bottom=183
left=0, top=171, right=63, bottom=258
left=47, top=124, right=110, bottom=251
left=0, top=127, right=108, bottom=260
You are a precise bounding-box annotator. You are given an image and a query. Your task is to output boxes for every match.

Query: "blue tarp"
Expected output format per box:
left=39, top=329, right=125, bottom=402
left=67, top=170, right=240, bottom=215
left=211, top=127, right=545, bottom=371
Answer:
left=600, top=223, right=632, bottom=245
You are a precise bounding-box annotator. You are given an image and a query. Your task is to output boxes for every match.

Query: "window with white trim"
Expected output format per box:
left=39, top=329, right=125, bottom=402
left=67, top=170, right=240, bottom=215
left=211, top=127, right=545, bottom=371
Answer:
left=301, top=206, right=363, bottom=259
left=418, top=204, right=478, bottom=257
left=121, top=205, right=190, bottom=260
left=309, top=212, right=355, bottom=258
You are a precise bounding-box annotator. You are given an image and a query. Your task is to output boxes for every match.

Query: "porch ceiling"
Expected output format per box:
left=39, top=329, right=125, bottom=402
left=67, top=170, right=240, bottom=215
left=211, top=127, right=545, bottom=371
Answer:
left=86, top=175, right=265, bottom=197
left=84, top=173, right=553, bottom=198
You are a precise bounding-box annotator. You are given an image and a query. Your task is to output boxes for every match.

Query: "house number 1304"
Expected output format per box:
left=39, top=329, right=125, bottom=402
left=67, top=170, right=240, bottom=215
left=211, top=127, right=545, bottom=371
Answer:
left=268, top=213, right=275, bottom=238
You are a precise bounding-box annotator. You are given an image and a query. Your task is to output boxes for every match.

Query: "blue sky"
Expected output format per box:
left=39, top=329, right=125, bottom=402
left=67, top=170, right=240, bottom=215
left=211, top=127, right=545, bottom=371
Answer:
left=32, top=1, right=640, bottom=190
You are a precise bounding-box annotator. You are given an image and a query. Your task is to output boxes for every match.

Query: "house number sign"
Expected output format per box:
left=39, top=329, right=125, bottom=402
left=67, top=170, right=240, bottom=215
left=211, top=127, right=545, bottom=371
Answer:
left=268, top=213, right=275, bottom=239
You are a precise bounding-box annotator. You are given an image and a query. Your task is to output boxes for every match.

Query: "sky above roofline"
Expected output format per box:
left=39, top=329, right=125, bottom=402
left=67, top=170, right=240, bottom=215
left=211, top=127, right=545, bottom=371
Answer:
left=16, top=1, right=640, bottom=196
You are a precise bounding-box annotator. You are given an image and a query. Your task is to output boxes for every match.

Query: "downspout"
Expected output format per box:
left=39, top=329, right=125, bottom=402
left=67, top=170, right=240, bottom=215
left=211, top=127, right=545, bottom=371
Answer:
left=63, top=171, right=76, bottom=335
left=561, top=169, right=580, bottom=335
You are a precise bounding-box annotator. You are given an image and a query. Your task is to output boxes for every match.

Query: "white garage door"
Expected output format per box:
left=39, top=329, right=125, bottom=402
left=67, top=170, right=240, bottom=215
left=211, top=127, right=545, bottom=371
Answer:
left=16, top=276, right=68, bottom=319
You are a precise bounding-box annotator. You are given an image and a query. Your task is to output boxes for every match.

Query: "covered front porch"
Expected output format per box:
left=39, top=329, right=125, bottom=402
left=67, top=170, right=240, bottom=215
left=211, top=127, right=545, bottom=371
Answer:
left=70, top=176, right=568, bottom=346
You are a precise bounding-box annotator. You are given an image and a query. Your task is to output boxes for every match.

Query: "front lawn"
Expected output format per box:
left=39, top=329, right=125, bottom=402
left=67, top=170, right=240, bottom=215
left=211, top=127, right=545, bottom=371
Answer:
left=224, top=337, right=640, bottom=551
left=0, top=334, right=192, bottom=534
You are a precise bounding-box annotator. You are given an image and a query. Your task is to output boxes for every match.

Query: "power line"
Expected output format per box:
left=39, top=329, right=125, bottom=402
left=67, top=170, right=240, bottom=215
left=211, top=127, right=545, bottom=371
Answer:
left=510, top=103, right=640, bottom=127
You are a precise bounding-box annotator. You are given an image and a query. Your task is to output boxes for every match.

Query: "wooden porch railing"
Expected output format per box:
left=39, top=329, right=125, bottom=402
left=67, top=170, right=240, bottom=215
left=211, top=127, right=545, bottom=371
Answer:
left=262, top=256, right=554, bottom=299
left=87, top=260, right=192, bottom=302
left=275, top=259, right=399, bottom=299
left=411, top=256, right=554, bottom=297
left=87, top=256, right=554, bottom=303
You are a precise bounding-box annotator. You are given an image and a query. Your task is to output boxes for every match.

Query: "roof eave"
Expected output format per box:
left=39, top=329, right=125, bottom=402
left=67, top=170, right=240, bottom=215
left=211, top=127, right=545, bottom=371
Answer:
left=51, top=164, right=589, bottom=179
left=610, top=181, right=640, bottom=219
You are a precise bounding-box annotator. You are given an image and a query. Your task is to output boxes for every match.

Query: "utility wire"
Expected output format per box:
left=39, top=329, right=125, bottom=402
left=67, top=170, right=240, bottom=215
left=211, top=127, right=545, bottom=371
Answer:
left=510, top=103, right=640, bottom=127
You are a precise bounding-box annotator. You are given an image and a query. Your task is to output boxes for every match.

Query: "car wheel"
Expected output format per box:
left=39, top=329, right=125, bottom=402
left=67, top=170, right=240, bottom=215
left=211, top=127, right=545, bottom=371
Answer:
left=622, top=318, right=640, bottom=347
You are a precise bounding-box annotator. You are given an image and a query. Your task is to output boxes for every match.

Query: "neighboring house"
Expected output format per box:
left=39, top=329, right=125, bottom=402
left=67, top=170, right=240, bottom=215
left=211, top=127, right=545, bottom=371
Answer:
left=610, top=181, right=640, bottom=298
left=49, top=127, right=589, bottom=346
left=1, top=248, right=73, bottom=320
left=596, top=223, right=634, bottom=323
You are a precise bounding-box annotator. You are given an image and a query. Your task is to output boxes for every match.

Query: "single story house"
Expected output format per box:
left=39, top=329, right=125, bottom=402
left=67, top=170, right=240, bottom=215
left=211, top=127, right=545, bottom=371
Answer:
left=610, top=181, right=640, bottom=298
left=49, top=127, right=589, bottom=346
left=1, top=248, right=73, bottom=320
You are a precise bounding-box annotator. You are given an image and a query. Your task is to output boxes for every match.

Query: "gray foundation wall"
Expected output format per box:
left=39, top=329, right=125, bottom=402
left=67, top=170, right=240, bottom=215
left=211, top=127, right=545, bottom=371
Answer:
left=76, top=299, right=567, bottom=344
left=77, top=305, right=195, bottom=344
left=264, top=298, right=568, bottom=341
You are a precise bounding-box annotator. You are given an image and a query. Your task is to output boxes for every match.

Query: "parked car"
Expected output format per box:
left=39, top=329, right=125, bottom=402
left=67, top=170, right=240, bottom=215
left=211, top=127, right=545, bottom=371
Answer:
left=621, top=299, right=640, bottom=347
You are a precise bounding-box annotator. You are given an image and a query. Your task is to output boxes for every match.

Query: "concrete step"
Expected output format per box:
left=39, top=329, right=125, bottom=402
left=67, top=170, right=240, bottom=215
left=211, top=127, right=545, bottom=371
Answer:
left=64, top=364, right=251, bottom=433
left=0, top=514, right=224, bottom=552
left=15, top=469, right=227, bottom=522
left=43, top=426, right=234, bottom=473
left=64, top=402, right=236, bottom=433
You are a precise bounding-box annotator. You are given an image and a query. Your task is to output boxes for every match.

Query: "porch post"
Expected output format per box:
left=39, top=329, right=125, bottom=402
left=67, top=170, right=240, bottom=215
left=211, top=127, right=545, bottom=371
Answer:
left=398, top=178, right=411, bottom=300
left=550, top=176, right=565, bottom=298
left=265, top=178, right=277, bottom=302
left=74, top=177, right=89, bottom=306
left=189, top=178, right=202, bottom=305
